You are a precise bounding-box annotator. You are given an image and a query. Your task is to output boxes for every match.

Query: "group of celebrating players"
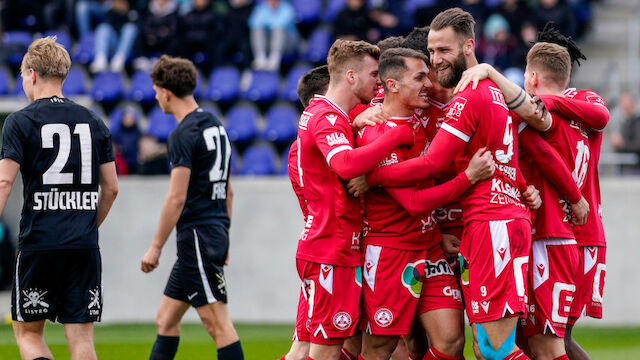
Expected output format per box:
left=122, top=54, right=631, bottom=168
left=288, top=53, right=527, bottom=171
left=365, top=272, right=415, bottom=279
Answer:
left=283, top=7, right=608, bottom=360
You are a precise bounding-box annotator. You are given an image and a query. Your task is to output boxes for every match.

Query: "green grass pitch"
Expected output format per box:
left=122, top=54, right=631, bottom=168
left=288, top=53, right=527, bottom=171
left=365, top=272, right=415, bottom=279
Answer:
left=0, top=323, right=639, bottom=359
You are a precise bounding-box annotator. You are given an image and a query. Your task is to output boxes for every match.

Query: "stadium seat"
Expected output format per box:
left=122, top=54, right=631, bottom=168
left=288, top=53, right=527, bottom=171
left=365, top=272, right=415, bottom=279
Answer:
left=44, top=30, right=72, bottom=51
left=293, top=0, right=321, bottom=24
left=90, top=71, right=125, bottom=103
left=261, top=104, right=299, bottom=144
left=241, top=70, right=280, bottom=103
left=225, top=104, right=259, bottom=145
left=404, top=0, right=436, bottom=14
left=240, top=144, right=278, bottom=175
left=280, top=65, right=312, bottom=102
left=195, top=72, right=207, bottom=100
left=12, top=73, right=25, bottom=98
left=322, top=0, right=346, bottom=23
left=147, top=106, right=177, bottom=142
left=72, top=32, right=95, bottom=65
left=304, top=28, right=332, bottom=64
left=199, top=104, right=222, bottom=120
left=126, top=69, right=155, bottom=104
left=62, top=67, right=88, bottom=96
left=0, top=68, right=12, bottom=96
left=207, top=66, right=240, bottom=103
left=3, top=31, right=33, bottom=66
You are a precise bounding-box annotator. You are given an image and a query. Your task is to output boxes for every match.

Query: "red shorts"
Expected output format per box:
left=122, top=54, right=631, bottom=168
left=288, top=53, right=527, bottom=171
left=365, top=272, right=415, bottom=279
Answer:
left=460, top=219, right=531, bottom=324
left=294, top=282, right=311, bottom=342
left=568, top=246, right=606, bottom=324
left=296, top=259, right=361, bottom=345
left=361, top=244, right=426, bottom=335
left=417, top=241, right=464, bottom=314
left=521, top=238, right=579, bottom=338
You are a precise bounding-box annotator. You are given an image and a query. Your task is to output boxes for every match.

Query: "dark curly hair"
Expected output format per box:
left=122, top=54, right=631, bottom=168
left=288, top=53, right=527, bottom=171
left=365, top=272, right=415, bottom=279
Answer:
left=536, top=22, right=587, bottom=67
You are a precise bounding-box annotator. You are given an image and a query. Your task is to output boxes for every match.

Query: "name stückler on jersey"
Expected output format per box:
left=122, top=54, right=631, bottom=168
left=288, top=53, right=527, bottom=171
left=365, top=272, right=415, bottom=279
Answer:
left=32, top=189, right=99, bottom=211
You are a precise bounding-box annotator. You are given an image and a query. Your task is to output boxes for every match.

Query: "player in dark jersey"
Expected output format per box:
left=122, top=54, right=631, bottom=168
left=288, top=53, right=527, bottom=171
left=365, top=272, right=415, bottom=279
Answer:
left=140, top=55, right=243, bottom=360
left=0, top=37, right=118, bottom=360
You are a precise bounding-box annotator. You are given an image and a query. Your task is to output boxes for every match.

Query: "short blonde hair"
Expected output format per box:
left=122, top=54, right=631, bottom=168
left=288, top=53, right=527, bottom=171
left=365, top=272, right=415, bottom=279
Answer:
left=21, top=36, right=71, bottom=80
left=527, top=42, right=571, bottom=87
left=327, top=39, right=380, bottom=80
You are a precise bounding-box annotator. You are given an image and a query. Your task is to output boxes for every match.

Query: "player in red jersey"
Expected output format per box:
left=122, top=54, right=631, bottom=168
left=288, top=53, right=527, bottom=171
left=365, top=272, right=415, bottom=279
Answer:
left=357, top=48, right=494, bottom=360
left=295, top=39, right=417, bottom=360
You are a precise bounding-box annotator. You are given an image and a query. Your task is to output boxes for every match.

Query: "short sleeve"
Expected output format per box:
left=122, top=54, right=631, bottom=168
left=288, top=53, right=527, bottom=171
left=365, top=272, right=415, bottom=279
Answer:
left=441, top=94, right=475, bottom=143
left=312, top=112, right=354, bottom=166
left=168, top=128, right=194, bottom=169
left=0, top=113, right=25, bottom=163
left=94, top=113, right=115, bottom=164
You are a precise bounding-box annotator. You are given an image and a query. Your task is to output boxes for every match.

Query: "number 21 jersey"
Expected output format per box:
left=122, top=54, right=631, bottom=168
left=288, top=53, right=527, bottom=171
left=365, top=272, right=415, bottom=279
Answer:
left=0, top=96, right=114, bottom=250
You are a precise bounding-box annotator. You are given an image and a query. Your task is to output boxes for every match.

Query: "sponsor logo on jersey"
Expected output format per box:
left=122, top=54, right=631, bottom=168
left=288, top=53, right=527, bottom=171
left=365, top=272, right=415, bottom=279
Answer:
left=333, top=311, right=352, bottom=330
left=481, top=301, right=491, bottom=314
left=425, top=259, right=454, bottom=278
left=488, top=86, right=508, bottom=110
left=537, top=264, right=545, bottom=277
left=443, top=286, right=462, bottom=301
left=446, top=97, right=467, bottom=121
left=471, top=300, right=479, bottom=314
left=374, top=308, right=393, bottom=328
left=326, top=114, right=338, bottom=126
left=299, top=112, right=312, bottom=130
left=401, top=260, right=425, bottom=298
left=22, top=289, right=49, bottom=315
left=496, top=164, right=516, bottom=181
left=433, top=207, right=463, bottom=223
left=490, top=179, right=524, bottom=207
left=420, top=216, right=436, bottom=233
left=586, top=94, right=606, bottom=107
left=326, top=132, right=349, bottom=147
left=216, top=273, right=227, bottom=294
left=378, top=153, right=399, bottom=167
left=33, top=189, right=99, bottom=211
left=351, top=232, right=361, bottom=250
left=319, top=265, right=333, bottom=294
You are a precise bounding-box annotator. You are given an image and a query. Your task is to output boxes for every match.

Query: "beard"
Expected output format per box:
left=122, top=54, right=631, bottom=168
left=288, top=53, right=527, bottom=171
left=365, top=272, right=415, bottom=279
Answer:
left=436, top=51, right=466, bottom=89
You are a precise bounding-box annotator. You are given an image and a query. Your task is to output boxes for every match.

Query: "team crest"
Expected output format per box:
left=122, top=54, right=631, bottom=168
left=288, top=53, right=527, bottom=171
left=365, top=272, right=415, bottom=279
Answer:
left=22, top=288, right=49, bottom=315
left=401, top=260, right=425, bottom=298
left=333, top=311, right=352, bottom=330
left=374, top=308, right=393, bottom=328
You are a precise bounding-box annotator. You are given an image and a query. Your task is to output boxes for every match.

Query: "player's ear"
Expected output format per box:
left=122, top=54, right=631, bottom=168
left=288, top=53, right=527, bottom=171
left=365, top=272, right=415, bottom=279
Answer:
left=531, top=71, right=539, bottom=89
left=386, top=78, right=398, bottom=93
left=463, top=38, right=475, bottom=56
left=29, top=68, right=37, bottom=84
left=346, top=68, right=356, bottom=85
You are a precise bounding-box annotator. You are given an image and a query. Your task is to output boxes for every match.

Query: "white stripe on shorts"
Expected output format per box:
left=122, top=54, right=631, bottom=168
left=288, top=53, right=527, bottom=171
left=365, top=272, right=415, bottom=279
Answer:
left=193, top=229, right=216, bottom=304
left=15, top=251, right=23, bottom=321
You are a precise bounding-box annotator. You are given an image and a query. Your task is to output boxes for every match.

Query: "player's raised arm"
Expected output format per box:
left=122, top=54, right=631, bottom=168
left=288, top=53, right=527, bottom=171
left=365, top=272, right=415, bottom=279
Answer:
left=0, top=159, right=19, bottom=216
left=97, top=161, right=118, bottom=227
left=537, top=94, right=609, bottom=132
left=141, top=166, right=190, bottom=273
left=454, top=63, right=551, bottom=131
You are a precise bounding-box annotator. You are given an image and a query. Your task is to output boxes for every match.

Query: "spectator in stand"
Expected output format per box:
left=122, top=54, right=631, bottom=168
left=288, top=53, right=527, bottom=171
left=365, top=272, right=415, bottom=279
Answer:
left=179, top=0, right=219, bottom=70
left=112, top=106, right=142, bottom=174
left=460, top=0, right=489, bottom=39
left=134, top=0, right=180, bottom=70
left=510, top=20, right=536, bottom=70
left=496, top=0, right=532, bottom=36
left=138, top=135, right=170, bottom=174
left=90, top=0, right=138, bottom=73
left=415, top=0, right=449, bottom=27
left=534, top=0, right=577, bottom=39
left=609, top=92, right=640, bottom=157
left=218, top=0, right=254, bottom=68
left=249, top=0, right=297, bottom=71
left=478, top=13, right=515, bottom=71
left=1, top=0, right=45, bottom=33
left=76, top=0, right=111, bottom=38
left=333, top=0, right=378, bottom=43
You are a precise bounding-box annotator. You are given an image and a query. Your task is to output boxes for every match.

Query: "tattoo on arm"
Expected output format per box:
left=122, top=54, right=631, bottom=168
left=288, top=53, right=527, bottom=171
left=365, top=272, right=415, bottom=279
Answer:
left=507, top=88, right=526, bottom=110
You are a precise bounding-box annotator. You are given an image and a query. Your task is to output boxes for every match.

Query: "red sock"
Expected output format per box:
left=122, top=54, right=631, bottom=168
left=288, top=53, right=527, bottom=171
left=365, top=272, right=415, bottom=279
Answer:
left=340, top=348, right=357, bottom=360
left=553, top=355, right=569, bottom=360
left=504, top=349, right=530, bottom=360
left=422, top=346, right=462, bottom=360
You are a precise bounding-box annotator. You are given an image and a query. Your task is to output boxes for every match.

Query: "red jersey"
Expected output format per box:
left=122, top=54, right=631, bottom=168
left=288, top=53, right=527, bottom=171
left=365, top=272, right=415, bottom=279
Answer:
left=519, top=108, right=588, bottom=241
left=295, top=95, right=363, bottom=266
left=356, top=116, right=440, bottom=250
left=562, top=88, right=608, bottom=247
left=287, top=139, right=307, bottom=219
left=440, top=79, right=529, bottom=223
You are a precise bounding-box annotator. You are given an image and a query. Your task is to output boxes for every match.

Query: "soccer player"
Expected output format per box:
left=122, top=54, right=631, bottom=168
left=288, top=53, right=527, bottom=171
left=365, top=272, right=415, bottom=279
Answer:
left=0, top=36, right=118, bottom=360
left=357, top=47, right=494, bottom=360
left=140, top=55, right=244, bottom=360
left=295, top=39, right=417, bottom=360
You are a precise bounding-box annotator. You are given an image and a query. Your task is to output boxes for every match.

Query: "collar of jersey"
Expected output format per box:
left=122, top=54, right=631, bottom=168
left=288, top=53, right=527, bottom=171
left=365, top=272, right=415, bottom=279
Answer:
left=427, top=97, right=451, bottom=109
left=313, top=95, right=350, bottom=119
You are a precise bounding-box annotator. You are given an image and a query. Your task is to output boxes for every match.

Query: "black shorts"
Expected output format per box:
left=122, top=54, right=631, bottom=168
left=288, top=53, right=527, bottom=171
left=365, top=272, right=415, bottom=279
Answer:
left=11, top=249, right=102, bottom=323
left=164, top=224, right=229, bottom=307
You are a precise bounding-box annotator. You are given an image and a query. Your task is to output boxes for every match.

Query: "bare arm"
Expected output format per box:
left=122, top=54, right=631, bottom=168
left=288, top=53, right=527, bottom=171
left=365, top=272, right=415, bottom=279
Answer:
left=97, top=161, right=118, bottom=227
left=141, top=166, right=190, bottom=273
left=0, top=159, right=19, bottom=216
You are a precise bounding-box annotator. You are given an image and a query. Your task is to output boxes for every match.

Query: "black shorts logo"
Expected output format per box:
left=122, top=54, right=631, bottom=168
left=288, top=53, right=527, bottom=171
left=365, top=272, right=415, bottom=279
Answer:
left=22, top=288, right=49, bottom=315
left=88, top=287, right=101, bottom=316
left=425, top=260, right=454, bottom=278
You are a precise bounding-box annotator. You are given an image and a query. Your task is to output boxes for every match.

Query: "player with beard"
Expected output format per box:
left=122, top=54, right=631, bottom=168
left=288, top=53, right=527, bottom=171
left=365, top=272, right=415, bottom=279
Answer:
left=357, top=48, right=495, bottom=360
left=295, top=39, right=417, bottom=360
left=360, top=8, right=553, bottom=360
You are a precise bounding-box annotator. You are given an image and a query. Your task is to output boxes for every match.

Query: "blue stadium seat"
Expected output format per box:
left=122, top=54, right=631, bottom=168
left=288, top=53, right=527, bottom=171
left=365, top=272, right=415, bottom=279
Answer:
left=293, top=0, right=321, bottom=24
left=44, top=30, right=72, bottom=51
left=242, top=70, right=279, bottom=103
left=280, top=65, right=312, bottom=102
left=230, top=148, right=240, bottom=175
left=147, top=106, right=177, bottom=142
left=72, top=32, right=95, bottom=65
left=240, top=144, right=278, bottom=175
left=322, top=0, right=346, bottom=23
left=62, top=67, right=88, bottom=96
left=225, top=104, right=259, bottom=144
left=90, top=71, right=124, bottom=103
left=207, top=66, right=240, bottom=103
left=3, top=31, right=33, bottom=66
left=13, top=73, right=25, bottom=98
left=0, top=68, right=12, bottom=96
left=304, top=28, right=332, bottom=63
left=404, top=0, right=436, bottom=14
left=126, top=69, right=155, bottom=104
left=195, top=72, right=207, bottom=100
left=261, top=104, right=299, bottom=144
left=199, top=105, right=222, bottom=119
